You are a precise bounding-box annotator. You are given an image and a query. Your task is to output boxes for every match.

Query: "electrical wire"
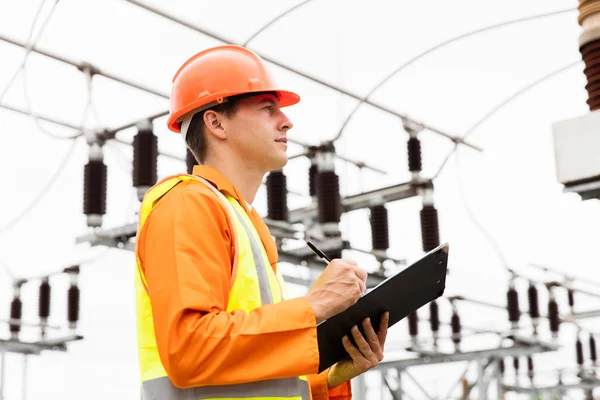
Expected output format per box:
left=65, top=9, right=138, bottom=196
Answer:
left=1, top=0, right=76, bottom=140
left=0, top=0, right=57, bottom=104
left=447, top=60, right=582, bottom=274
left=242, top=0, right=316, bottom=47
left=0, top=259, right=15, bottom=281
left=0, top=136, right=80, bottom=235
left=331, top=7, right=576, bottom=142
left=433, top=60, right=581, bottom=180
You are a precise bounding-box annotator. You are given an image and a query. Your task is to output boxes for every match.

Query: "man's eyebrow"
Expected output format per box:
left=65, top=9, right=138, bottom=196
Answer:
left=257, top=98, right=277, bottom=106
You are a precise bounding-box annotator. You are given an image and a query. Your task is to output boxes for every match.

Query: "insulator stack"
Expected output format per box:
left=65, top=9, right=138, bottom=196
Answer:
left=577, top=337, right=584, bottom=367
left=407, top=135, right=422, bottom=175
left=590, top=335, right=598, bottom=365
left=578, top=2, right=600, bottom=111
left=527, top=356, right=534, bottom=382
left=513, top=356, right=520, bottom=384
left=429, top=301, right=440, bottom=348
left=568, top=289, right=575, bottom=310
left=451, top=308, right=461, bottom=350
left=317, top=171, right=341, bottom=224
left=266, top=170, right=288, bottom=221
left=528, top=282, right=540, bottom=334
left=10, top=284, right=23, bottom=339
left=65, top=266, right=80, bottom=330
left=420, top=205, right=440, bottom=252
left=39, top=278, right=51, bottom=336
left=548, top=291, right=560, bottom=338
left=507, top=283, right=520, bottom=329
left=83, top=144, right=107, bottom=227
left=132, top=121, right=158, bottom=202
left=408, top=311, right=418, bottom=346
left=369, top=205, right=389, bottom=252
left=186, top=148, right=196, bottom=175
left=309, top=164, right=318, bottom=197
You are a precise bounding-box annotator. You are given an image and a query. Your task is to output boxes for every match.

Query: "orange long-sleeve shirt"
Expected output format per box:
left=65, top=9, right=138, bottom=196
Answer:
left=137, top=165, right=351, bottom=400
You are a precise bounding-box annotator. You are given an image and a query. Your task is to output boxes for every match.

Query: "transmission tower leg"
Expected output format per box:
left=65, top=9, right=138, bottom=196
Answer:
left=0, top=351, right=4, bottom=400
left=477, top=358, right=488, bottom=400
left=21, top=354, right=28, bottom=400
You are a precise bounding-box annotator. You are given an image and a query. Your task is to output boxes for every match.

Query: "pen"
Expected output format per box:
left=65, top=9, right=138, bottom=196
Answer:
left=307, top=241, right=331, bottom=263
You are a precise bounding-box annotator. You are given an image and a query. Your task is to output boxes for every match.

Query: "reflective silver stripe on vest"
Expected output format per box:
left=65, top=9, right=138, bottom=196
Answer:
left=230, top=206, right=274, bottom=306
left=142, top=376, right=309, bottom=400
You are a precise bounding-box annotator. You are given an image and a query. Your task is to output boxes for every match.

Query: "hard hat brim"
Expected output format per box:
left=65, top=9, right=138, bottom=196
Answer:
left=167, top=89, right=300, bottom=133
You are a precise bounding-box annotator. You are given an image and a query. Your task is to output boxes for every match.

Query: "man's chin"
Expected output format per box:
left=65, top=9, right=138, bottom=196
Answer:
left=268, top=154, right=288, bottom=172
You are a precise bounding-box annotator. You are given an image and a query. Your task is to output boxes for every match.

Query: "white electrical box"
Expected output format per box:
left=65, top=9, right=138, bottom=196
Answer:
left=552, top=110, right=600, bottom=199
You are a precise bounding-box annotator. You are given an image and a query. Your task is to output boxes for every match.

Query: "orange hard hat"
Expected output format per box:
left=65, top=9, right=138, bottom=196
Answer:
left=167, top=45, right=300, bottom=133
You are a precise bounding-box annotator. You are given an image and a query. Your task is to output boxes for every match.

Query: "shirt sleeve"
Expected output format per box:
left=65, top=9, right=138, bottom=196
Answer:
left=138, top=181, right=320, bottom=388
left=308, top=369, right=353, bottom=400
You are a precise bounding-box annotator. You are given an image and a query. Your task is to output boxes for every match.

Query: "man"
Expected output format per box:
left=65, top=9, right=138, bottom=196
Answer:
left=134, top=45, right=389, bottom=400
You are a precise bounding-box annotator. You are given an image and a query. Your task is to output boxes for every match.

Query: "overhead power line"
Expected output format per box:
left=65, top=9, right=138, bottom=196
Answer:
left=331, top=7, right=577, bottom=142
left=439, top=60, right=582, bottom=274
left=242, top=0, right=317, bottom=47
left=0, top=33, right=169, bottom=100
left=121, top=0, right=483, bottom=152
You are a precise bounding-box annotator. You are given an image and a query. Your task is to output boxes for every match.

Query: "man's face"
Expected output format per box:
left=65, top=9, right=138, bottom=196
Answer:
left=222, top=93, right=294, bottom=172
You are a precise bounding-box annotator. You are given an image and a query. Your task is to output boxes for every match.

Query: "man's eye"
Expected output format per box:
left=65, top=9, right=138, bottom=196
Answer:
left=264, top=105, right=273, bottom=110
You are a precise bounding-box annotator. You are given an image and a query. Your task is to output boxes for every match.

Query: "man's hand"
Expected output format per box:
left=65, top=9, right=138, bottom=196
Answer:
left=306, top=259, right=367, bottom=324
left=326, top=312, right=390, bottom=389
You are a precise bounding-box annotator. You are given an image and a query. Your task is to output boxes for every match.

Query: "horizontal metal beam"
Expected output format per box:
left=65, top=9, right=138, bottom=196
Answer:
left=567, top=309, right=600, bottom=321
left=0, top=33, right=169, bottom=99
left=0, top=335, right=83, bottom=355
left=503, top=382, right=599, bottom=394
left=376, top=342, right=559, bottom=370
left=122, top=0, right=483, bottom=153
left=288, top=180, right=419, bottom=223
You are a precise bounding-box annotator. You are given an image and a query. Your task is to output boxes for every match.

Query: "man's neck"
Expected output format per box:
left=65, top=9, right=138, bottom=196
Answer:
left=204, top=156, right=264, bottom=205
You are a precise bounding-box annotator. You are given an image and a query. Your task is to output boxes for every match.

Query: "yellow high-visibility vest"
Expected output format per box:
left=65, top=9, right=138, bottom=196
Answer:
left=134, top=174, right=309, bottom=400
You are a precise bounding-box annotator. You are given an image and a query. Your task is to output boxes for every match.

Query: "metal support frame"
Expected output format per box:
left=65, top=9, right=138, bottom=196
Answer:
left=504, top=382, right=600, bottom=394
left=369, top=337, right=561, bottom=400
left=289, top=180, right=420, bottom=223
left=375, top=341, right=559, bottom=370
left=0, top=335, right=83, bottom=356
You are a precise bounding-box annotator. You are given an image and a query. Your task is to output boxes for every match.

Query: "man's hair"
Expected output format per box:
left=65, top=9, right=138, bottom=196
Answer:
left=182, top=91, right=277, bottom=164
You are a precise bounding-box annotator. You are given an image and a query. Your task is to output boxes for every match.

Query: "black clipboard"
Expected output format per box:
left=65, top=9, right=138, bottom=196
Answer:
left=316, top=243, right=449, bottom=373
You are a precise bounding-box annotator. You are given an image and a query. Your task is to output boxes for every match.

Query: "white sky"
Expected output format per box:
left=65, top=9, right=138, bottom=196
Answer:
left=1, top=0, right=599, bottom=399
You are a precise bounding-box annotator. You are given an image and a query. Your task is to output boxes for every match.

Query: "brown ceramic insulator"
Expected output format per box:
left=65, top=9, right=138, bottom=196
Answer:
left=369, top=205, right=389, bottom=251
left=507, top=287, right=520, bottom=324
left=83, top=160, right=107, bottom=217
left=407, top=137, right=422, bottom=173
left=132, top=129, right=158, bottom=188
left=429, top=301, right=440, bottom=333
left=317, top=171, right=341, bottom=223
left=527, top=283, right=540, bottom=319
left=266, top=170, right=288, bottom=221
left=309, top=164, right=318, bottom=197
left=578, top=1, right=600, bottom=25
left=580, top=38, right=600, bottom=110
left=408, top=311, right=418, bottom=337
left=420, top=205, right=440, bottom=252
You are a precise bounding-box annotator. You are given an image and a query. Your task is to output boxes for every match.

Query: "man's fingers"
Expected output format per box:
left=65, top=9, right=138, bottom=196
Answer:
left=351, top=265, right=367, bottom=283
left=351, top=325, right=375, bottom=360
left=378, top=312, right=390, bottom=348
left=342, top=335, right=362, bottom=361
left=362, top=318, right=383, bottom=360
left=358, top=280, right=366, bottom=296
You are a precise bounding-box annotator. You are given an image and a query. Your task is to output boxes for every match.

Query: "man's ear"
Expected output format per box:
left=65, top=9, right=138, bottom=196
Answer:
left=203, top=110, right=227, bottom=140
